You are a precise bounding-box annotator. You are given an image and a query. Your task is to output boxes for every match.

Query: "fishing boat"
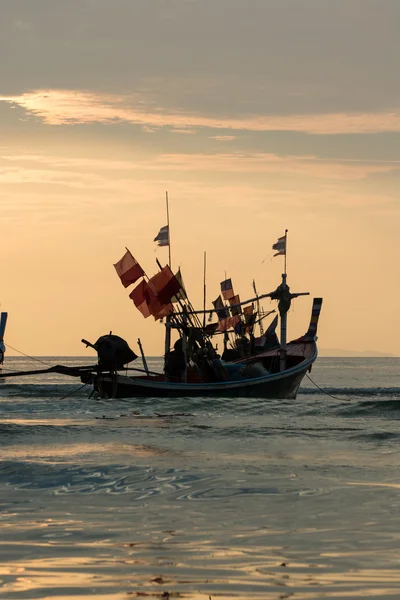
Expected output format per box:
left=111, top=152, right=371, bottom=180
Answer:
left=80, top=292, right=322, bottom=400
left=0, top=198, right=322, bottom=400
left=0, top=312, right=7, bottom=367
left=77, top=221, right=323, bottom=400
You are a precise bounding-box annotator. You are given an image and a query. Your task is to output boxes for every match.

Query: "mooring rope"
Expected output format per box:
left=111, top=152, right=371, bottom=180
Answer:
left=5, top=344, right=53, bottom=367
left=58, top=383, right=89, bottom=401
left=306, top=373, right=350, bottom=401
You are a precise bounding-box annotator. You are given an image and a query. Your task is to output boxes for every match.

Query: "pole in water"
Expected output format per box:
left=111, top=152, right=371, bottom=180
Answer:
left=137, top=338, right=150, bottom=376
left=164, top=316, right=171, bottom=374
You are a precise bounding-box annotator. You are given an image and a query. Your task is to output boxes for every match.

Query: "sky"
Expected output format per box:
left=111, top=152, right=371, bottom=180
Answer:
left=1, top=0, right=400, bottom=357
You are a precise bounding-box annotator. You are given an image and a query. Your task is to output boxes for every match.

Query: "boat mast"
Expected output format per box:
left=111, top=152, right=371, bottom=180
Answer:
left=279, top=229, right=288, bottom=372
left=203, top=251, right=207, bottom=329
left=252, top=279, right=264, bottom=336
left=166, top=191, right=171, bottom=269
left=164, top=191, right=172, bottom=371
left=279, top=274, right=288, bottom=372
left=284, top=228, right=288, bottom=277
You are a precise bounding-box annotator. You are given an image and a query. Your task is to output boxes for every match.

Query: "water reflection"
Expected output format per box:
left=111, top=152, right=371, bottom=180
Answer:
left=2, top=537, right=400, bottom=599
left=2, top=357, right=400, bottom=598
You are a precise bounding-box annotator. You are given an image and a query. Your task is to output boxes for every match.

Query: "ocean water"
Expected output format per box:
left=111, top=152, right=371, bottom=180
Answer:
left=1, top=356, right=400, bottom=599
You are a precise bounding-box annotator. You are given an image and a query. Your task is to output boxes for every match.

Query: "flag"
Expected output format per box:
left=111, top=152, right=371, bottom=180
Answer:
left=129, top=279, right=173, bottom=320
left=213, top=295, right=229, bottom=321
left=243, top=304, right=257, bottom=333
left=129, top=280, right=152, bottom=318
left=272, top=235, right=286, bottom=257
left=234, top=320, right=244, bottom=335
left=229, top=294, right=242, bottom=316
left=222, top=315, right=240, bottom=332
left=213, top=295, right=240, bottom=332
left=172, top=268, right=187, bottom=303
left=150, top=300, right=173, bottom=320
left=213, top=295, right=229, bottom=331
left=154, top=225, right=169, bottom=247
left=220, top=278, right=234, bottom=300
left=243, top=305, right=254, bottom=318
left=217, top=315, right=240, bottom=332
left=148, top=265, right=181, bottom=305
left=113, top=250, right=144, bottom=288
left=204, top=322, right=219, bottom=335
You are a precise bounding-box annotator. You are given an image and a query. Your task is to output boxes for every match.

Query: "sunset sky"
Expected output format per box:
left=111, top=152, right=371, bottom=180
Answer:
left=2, top=0, right=399, bottom=357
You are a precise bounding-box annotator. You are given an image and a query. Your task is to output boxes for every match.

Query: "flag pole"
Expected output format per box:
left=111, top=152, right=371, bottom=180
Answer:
left=280, top=228, right=289, bottom=372
left=284, top=229, right=288, bottom=275
left=164, top=191, right=172, bottom=375
left=203, top=251, right=207, bottom=328
left=166, top=191, right=171, bottom=268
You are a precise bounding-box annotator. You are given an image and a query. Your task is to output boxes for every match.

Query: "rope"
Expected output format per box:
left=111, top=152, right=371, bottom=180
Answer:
left=261, top=252, right=274, bottom=264
left=3, top=345, right=92, bottom=401
left=306, top=373, right=350, bottom=401
left=5, top=344, right=53, bottom=367
left=58, top=383, right=89, bottom=401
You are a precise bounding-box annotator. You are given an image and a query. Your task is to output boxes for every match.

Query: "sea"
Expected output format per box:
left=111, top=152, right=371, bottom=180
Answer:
left=1, top=356, right=400, bottom=599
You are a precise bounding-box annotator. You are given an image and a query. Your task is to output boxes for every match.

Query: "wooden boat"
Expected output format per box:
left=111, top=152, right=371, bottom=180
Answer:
left=76, top=221, right=323, bottom=400
left=0, top=213, right=323, bottom=400
left=84, top=328, right=319, bottom=400
left=0, top=282, right=322, bottom=402
left=79, top=270, right=323, bottom=399
left=0, top=312, right=7, bottom=367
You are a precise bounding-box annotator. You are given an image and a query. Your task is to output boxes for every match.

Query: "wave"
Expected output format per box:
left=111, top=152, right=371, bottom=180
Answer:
left=0, top=383, right=91, bottom=398
left=0, top=461, right=326, bottom=500
left=350, top=430, right=400, bottom=441
left=1, top=383, right=400, bottom=402
left=299, top=386, right=400, bottom=398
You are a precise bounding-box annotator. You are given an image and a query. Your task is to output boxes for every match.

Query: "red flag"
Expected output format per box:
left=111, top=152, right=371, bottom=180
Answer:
left=129, top=280, right=173, bottom=320
left=213, top=296, right=240, bottom=331
left=220, top=278, right=234, bottom=300
left=229, top=294, right=242, bottom=315
left=148, top=266, right=181, bottom=305
left=243, top=305, right=256, bottom=333
left=243, top=305, right=254, bottom=317
left=217, top=315, right=240, bottom=332
left=213, top=295, right=229, bottom=320
left=146, top=282, right=173, bottom=320
left=129, top=280, right=152, bottom=318
left=114, top=250, right=144, bottom=288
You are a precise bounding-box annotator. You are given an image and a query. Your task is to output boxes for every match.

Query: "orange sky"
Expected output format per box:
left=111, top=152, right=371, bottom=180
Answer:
left=1, top=1, right=399, bottom=357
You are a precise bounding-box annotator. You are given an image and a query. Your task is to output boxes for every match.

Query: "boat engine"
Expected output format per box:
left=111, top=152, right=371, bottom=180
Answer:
left=82, top=334, right=138, bottom=370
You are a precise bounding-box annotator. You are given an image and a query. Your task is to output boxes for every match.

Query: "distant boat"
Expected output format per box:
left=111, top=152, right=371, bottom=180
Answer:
left=0, top=312, right=7, bottom=367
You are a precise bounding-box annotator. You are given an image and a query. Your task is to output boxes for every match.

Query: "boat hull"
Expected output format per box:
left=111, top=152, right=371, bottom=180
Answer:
left=91, top=350, right=316, bottom=400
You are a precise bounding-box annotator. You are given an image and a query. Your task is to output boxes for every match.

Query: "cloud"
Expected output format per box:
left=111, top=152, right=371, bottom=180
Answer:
left=170, top=128, right=196, bottom=134
left=2, top=149, right=399, bottom=185
left=210, top=135, right=237, bottom=141
left=2, top=89, right=400, bottom=135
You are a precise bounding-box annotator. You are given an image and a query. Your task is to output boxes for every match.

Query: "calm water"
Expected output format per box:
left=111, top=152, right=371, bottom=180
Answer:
left=1, top=356, right=400, bottom=599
